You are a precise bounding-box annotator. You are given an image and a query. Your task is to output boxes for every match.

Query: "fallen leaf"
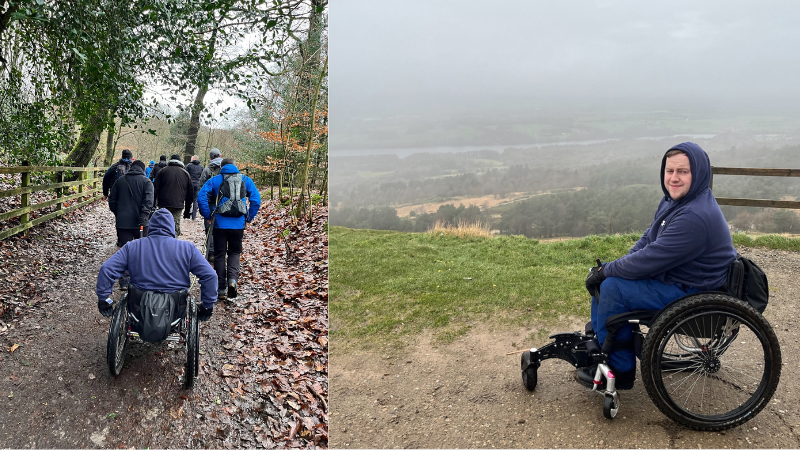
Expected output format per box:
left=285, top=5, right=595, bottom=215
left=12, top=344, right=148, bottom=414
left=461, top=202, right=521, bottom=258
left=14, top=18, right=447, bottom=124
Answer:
left=9, top=344, right=18, bottom=352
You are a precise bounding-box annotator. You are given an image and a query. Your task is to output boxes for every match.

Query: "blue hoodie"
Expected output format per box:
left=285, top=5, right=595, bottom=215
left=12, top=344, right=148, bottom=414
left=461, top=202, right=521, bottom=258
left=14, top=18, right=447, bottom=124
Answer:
left=197, top=163, right=261, bottom=229
left=96, top=209, right=218, bottom=308
left=603, top=142, right=736, bottom=290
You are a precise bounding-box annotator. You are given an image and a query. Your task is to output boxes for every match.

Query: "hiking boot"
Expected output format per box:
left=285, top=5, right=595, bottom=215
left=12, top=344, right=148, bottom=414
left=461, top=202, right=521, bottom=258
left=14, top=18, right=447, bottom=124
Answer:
left=575, top=365, right=635, bottom=390
left=217, top=288, right=227, bottom=301
left=227, top=279, right=238, bottom=299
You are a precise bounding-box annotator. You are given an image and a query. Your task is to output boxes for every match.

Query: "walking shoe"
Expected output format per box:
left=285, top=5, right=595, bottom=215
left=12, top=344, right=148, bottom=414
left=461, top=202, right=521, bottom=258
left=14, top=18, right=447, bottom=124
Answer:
left=575, top=365, right=635, bottom=390
left=227, top=279, right=238, bottom=299
left=217, top=288, right=227, bottom=301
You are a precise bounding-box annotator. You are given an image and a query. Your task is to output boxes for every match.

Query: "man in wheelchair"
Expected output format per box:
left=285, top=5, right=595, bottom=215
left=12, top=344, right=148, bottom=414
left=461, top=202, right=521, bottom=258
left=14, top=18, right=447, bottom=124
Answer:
left=580, top=142, right=737, bottom=390
left=96, top=208, right=218, bottom=322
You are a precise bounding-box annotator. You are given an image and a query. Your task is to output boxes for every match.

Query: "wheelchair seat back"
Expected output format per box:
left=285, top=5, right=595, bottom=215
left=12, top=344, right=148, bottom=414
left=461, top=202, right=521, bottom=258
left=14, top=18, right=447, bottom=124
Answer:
left=127, top=285, right=188, bottom=342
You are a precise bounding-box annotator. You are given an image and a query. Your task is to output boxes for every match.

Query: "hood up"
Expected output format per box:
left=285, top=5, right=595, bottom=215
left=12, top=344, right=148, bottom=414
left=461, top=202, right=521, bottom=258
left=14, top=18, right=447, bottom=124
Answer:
left=208, top=157, right=223, bottom=168
left=148, top=209, right=176, bottom=238
left=660, top=142, right=711, bottom=205
left=126, top=164, right=146, bottom=176
left=220, top=163, right=241, bottom=175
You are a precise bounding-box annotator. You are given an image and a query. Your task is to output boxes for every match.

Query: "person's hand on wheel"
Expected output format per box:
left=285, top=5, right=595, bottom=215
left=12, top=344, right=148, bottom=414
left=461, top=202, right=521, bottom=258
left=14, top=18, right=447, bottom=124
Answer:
left=198, top=305, right=213, bottom=322
left=98, top=298, right=114, bottom=317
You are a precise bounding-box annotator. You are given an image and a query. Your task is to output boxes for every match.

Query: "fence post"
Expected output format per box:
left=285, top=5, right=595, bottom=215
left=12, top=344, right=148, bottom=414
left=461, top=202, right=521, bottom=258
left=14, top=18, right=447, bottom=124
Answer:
left=78, top=170, right=85, bottom=198
left=56, top=170, right=64, bottom=211
left=20, top=161, right=30, bottom=235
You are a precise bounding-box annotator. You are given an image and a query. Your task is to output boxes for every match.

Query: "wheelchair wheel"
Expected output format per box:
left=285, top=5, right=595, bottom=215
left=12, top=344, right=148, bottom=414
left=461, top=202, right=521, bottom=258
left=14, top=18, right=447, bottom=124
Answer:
left=603, top=393, right=620, bottom=419
left=184, top=299, right=200, bottom=389
left=520, top=350, right=538, bottom=391
left=640, top=293, right=781, bottom=431
left=107, top=296, right=129, bottom=376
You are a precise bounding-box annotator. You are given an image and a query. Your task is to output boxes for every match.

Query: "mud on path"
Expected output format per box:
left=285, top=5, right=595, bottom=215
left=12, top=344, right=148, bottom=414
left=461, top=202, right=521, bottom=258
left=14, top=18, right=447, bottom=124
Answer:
left=0, top=200, right=327, bottom=449
left=330, top=247, right=800, bottom=449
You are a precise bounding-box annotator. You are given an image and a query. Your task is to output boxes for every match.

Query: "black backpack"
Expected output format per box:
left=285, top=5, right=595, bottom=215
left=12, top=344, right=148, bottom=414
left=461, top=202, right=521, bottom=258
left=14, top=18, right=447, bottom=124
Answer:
left=116, top=160, right=131, bottom=181
left=216, top=173, right=248, bottom=217
left=725, top=253, right=769, bottom=313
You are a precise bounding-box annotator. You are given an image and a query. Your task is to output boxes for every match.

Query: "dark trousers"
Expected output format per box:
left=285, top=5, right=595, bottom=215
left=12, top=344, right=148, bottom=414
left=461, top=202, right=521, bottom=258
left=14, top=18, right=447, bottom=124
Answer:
left=115, top=227, right=148, bottom=288
left=191, top=185, right=200, bottom=220
left=212, top=228, right=244, bottom=287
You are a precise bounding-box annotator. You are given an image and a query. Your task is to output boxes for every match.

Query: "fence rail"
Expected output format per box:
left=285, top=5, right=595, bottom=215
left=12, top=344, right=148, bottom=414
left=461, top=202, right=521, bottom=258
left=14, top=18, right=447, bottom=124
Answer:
left=711, top=166, right=800, bottom=209
left=0, top=164, right=107, bottom=240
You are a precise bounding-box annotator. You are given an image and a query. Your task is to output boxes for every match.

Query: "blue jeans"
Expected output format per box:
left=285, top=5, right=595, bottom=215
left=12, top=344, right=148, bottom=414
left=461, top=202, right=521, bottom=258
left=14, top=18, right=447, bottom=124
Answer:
left=591, top=277, right=699, bottom=372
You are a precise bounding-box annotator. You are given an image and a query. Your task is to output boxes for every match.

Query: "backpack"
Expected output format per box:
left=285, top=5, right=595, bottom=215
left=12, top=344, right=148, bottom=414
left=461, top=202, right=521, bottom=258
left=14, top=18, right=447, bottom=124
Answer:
left=127, top=286, right=188, bottom=343
left=216, top=173, right=248, bottom=217
left=725, top=253, right=769, bottom=313
left=117, top=161, right=131, bottom=181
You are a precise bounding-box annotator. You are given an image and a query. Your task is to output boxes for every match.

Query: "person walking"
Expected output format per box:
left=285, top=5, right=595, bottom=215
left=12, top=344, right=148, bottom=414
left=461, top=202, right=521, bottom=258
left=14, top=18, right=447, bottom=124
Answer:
left=197, top=157, right=261, bottom=300
left=107, top=159, right=154, bottom=290
left=186, top=155, right=204, bottom=220
left=146, top=160, right=155, bottom=179
left=149, top=155, right=167, bottom=182
left=102, top=149, right=134, bottom=199
left=199, top=148, right=224, bottom=261
left=153, top=154, right=193, bottom=236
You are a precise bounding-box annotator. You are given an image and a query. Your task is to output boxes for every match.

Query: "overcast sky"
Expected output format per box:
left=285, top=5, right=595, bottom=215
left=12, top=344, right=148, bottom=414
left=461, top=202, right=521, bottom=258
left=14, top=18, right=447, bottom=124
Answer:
left=332, top=1, right=800, bottom=119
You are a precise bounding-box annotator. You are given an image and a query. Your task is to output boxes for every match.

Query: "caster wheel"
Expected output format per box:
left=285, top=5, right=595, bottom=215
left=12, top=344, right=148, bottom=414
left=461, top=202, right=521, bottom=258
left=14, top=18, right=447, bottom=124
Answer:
left=521, top=350, right=538, bottom=391
left=603, top=393, right=620, bottom=419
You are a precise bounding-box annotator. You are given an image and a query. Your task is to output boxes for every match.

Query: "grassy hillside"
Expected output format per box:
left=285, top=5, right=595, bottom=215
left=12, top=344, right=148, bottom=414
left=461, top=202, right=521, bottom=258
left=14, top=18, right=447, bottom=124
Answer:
left=330, top=226, right=639, bottom=348
left=330, top=226, right=800, bottom=349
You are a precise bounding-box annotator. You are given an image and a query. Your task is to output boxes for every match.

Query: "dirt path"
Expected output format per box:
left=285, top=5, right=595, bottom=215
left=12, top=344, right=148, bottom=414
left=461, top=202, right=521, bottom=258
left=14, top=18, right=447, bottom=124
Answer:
left=330, top=246, right=800, bottom=449
left=0, top=200, right=328, bottom=449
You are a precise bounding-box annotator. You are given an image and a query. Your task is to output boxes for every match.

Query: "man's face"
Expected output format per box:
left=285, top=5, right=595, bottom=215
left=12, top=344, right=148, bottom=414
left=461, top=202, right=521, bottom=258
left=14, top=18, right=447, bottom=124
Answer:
left=664, top=153, right=692, bottom=201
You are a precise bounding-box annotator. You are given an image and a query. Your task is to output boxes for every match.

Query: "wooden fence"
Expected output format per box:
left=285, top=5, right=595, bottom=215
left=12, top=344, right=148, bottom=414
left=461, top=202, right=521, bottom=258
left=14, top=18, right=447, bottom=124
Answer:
left=711, top=167, right=800, bottom=210
left=0, top=164, right=107, bottom=240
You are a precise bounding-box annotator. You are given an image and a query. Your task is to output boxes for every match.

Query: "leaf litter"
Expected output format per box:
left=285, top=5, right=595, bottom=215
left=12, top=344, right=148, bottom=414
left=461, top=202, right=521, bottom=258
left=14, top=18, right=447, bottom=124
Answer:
left=0, top=196, right=328, bottom=449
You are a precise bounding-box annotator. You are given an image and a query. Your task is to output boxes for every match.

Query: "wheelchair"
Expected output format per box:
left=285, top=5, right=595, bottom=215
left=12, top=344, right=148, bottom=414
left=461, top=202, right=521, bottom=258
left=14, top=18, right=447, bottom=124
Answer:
left=106, top=287, right=200, bottom=388
left=520, top=291, right=781, bottom=431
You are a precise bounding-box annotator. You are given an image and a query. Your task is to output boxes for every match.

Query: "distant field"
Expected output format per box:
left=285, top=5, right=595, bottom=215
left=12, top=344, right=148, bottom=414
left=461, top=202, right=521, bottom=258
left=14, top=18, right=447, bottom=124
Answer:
left=394, top=187, right=586, bottom=218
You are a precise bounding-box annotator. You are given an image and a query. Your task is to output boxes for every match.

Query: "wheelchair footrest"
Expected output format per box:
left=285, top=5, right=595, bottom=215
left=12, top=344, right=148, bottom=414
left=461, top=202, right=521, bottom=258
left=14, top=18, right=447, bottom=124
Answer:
left=525, top=332, right=603, bottom=369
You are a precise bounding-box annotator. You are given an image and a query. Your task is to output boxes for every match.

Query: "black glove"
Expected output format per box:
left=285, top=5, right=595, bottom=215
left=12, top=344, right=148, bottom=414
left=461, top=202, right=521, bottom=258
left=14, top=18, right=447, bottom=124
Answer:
left=98, top=299, right=114, bottom=317
left=585, top=264, right=607, bottom=299
left=198, top=305, right=213, bottom=322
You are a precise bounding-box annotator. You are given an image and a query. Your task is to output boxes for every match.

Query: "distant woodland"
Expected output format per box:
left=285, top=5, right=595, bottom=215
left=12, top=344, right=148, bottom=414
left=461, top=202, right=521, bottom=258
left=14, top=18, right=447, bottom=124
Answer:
left=330, top=136, right=800, bottom=238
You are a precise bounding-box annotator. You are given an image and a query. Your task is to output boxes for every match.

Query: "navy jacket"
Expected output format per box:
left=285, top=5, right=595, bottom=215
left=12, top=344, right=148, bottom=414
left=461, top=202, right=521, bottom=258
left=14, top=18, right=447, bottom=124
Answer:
left=604, top=142, right=736, bottom=290
left=96, top=209, right=218, bottom=308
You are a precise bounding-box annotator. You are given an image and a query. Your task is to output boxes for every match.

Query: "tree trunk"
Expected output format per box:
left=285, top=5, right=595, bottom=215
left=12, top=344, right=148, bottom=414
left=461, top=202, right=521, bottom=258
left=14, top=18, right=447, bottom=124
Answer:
left=298, top=55, right=327, bottom=216
left=65, top=105, right=108, bottom=168
left=0, top=2, right=19, bottom=44
left=183, top=83, right=208, bottom=164
left=104, top=114, right=116, bottom=166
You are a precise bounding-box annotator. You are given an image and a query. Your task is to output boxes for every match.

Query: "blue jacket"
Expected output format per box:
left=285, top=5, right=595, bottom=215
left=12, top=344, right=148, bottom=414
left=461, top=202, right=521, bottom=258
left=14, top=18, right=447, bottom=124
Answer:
left=604, top=142, right=736, bottom=290
left=197, top=164, right=261, bottom=229
left=96, top=209, right=218, bottom=308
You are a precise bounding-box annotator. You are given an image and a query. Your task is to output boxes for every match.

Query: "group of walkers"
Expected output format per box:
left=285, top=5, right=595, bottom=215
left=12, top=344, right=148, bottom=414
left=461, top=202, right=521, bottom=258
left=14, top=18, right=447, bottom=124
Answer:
left=96, top=148, right=262, bottom=322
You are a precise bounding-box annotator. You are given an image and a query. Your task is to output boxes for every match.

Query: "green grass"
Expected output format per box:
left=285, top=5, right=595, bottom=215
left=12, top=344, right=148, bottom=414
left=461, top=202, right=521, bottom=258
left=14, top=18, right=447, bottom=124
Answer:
left=732, top=232, right=800, bottom=252
left=330, top=226, right=639, bottom=348
left=331, top=227, right=800, bottom=350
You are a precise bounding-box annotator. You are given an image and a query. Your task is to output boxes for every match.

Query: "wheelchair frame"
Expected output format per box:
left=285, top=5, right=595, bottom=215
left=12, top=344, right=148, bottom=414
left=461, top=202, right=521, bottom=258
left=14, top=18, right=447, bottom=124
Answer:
left=520, top=292, right=782, bottom=430
left=106, top=293, right=200, bottom=389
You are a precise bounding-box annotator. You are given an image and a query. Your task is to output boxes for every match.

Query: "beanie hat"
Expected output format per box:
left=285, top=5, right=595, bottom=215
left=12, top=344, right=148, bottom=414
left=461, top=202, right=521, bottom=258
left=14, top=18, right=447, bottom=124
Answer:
left=132, top=160, right=146, bottom=171
left=209, top=148, right=221, bottom=159
left=121, top=149, right=133, bottom=159
left=159, top=155, right=167, bottom=161
left=170, top=154, right=181, bottom=161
